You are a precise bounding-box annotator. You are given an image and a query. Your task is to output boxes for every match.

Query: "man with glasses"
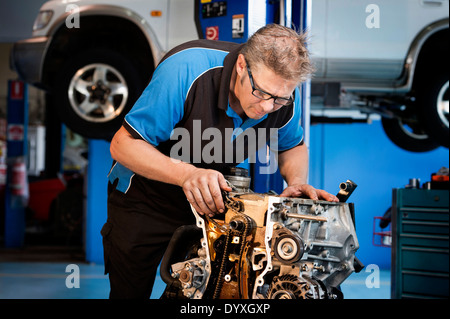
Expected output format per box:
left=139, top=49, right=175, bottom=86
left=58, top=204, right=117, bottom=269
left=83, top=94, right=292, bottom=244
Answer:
left=103, top=24, right=338, bottom=299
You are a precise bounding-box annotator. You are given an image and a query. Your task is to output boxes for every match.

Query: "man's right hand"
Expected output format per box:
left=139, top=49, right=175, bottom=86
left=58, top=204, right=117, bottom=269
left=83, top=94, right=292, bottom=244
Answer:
left=181, top=168, right=232, bottom=217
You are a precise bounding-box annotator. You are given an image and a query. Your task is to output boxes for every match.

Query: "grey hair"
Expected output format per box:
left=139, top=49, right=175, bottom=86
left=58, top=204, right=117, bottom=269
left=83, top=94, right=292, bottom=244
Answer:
left=240, top=24, right=314, bottom=83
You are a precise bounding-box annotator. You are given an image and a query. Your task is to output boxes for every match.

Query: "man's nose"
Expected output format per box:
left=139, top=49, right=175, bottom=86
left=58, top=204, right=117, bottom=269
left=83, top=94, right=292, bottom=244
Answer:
left=260, top=99, right=274, bottom=113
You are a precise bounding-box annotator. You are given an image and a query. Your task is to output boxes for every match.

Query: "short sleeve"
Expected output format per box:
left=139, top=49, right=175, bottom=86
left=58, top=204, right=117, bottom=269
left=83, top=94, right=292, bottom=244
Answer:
left=273, top=87, right=304, bottom=152
left=124, top=47, right=228, bottom=146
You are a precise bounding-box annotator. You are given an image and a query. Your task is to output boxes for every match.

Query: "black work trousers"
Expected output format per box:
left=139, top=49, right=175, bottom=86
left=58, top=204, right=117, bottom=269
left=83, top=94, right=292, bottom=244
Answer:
left=102, top=178, right=195, bottom=299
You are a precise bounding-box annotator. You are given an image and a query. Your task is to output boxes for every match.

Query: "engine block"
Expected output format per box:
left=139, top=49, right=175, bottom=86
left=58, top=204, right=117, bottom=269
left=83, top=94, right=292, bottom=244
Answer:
left=162, top=184, right=361, bottom=299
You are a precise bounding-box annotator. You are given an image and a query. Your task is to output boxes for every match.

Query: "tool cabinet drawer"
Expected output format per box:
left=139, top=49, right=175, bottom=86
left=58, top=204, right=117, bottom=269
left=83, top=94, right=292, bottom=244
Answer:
left=401, top=246, right=449, bottom=273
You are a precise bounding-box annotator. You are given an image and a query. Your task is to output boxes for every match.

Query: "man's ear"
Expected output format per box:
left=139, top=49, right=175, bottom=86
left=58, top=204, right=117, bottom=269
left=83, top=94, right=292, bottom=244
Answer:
left=236, top=54, right=247, bottom=77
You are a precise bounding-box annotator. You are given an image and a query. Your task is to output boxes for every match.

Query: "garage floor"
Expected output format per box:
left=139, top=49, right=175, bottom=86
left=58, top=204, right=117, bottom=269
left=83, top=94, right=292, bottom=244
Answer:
left=0, top=247, right=391, bottom=299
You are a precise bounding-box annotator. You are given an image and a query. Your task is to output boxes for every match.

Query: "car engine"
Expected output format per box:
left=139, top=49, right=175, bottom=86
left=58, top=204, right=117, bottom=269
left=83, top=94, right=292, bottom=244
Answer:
left=160, top=175, right=363, bottom=299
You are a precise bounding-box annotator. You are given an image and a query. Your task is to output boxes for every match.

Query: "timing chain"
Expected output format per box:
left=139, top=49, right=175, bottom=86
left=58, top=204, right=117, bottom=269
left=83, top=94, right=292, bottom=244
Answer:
left=212, top=228, right=233, bottom=299
left=213, top=194, right=251, bottom=299
left=237, top=215, right=251, bottom=298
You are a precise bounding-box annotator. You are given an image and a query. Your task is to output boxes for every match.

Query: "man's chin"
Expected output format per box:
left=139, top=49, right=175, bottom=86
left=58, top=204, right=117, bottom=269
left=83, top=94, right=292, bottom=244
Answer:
left=249, top=112, right=266, bottom=120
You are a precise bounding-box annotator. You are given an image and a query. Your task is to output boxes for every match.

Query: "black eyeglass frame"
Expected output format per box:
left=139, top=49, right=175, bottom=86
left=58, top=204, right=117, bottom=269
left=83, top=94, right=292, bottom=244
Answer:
left=246, top=64, right=294, bottom=106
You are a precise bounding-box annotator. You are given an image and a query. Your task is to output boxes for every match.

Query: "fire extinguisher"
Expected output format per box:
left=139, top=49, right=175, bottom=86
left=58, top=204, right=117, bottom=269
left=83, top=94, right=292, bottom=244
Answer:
left=10, top=156, right=29, bottom=207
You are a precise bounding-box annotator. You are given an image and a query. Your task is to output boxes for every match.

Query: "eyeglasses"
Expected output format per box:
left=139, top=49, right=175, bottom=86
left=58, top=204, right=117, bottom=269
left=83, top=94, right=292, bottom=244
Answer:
left=246, top=64, right=294, bottom=106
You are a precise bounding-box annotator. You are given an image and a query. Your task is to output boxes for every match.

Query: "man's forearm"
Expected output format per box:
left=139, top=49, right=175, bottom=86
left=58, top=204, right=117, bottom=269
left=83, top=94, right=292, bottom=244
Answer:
left=110, top=126, right=196, bottom=187
left=110, top=126, right=232, bottom=215
left=278, top=143, right=309, bottom=186
left=278, top=143, right=338, bottom=201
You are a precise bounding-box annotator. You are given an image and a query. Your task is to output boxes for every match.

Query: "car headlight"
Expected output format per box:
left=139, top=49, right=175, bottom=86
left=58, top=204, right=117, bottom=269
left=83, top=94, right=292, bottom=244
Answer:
left=33, top=10, right=54, bottom=31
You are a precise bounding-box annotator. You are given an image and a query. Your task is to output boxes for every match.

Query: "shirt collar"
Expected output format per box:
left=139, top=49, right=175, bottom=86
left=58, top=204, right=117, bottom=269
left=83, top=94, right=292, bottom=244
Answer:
left=226, top=103, right=268, bottom=131
left=218, top=43, right=245, bottom=111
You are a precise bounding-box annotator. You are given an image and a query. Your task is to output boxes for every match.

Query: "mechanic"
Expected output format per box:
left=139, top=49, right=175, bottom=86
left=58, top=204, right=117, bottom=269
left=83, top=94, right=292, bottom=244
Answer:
left=102, top=24, right=339, bottom=299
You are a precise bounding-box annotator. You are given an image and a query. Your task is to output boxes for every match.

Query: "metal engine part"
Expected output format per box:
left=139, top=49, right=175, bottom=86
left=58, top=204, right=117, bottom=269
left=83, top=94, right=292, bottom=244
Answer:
left=161, top=181, right=361, bottom=299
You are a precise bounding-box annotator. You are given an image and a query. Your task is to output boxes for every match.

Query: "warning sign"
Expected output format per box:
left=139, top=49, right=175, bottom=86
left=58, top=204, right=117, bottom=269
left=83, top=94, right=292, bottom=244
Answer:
left=206, top=26, right=219, bottom=40
left=7, top=124, right=25, bottom=141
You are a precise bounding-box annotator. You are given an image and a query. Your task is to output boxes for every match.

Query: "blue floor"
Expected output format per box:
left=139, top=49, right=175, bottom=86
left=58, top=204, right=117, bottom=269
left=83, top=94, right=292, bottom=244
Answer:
left=0, top=261, right=390, bottom=299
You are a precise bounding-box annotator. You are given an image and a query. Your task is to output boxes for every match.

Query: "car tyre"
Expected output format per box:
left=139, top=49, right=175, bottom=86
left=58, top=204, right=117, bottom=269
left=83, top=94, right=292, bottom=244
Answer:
left=417, top=73, right=449, bottom=148
left=53, top=49, right=147, bottom=141
left=381, top=116, right=439, bottom=152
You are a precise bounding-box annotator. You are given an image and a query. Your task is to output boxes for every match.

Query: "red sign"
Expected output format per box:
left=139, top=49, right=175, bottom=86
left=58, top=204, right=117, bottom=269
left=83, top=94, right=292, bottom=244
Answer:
left=206, top=26, right=219, bottom=40
left=7, top=124, right=24, bottom=141
left=10, top=81, right=24, bottom=100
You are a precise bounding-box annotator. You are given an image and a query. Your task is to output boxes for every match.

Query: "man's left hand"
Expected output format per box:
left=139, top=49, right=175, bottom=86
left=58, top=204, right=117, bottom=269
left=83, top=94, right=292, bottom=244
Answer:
left=280, top=184, right=339, bottom=202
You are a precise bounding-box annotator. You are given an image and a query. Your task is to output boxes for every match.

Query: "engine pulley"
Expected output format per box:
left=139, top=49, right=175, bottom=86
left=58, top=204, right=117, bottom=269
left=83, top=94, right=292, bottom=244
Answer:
left=273, top=234, right=304, bottom=263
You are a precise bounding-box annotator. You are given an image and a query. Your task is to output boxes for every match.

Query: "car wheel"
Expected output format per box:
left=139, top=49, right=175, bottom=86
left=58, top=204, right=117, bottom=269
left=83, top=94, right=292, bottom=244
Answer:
left=53, top=49, right=148, bottom=140
left=417, top=73, right=449, bottom=148
left=381, top=116, right=439, bottom=152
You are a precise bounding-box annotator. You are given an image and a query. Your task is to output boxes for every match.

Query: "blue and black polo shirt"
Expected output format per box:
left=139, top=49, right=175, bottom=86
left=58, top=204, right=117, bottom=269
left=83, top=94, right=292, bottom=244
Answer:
left=108, top=39, right=303, bottom=198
